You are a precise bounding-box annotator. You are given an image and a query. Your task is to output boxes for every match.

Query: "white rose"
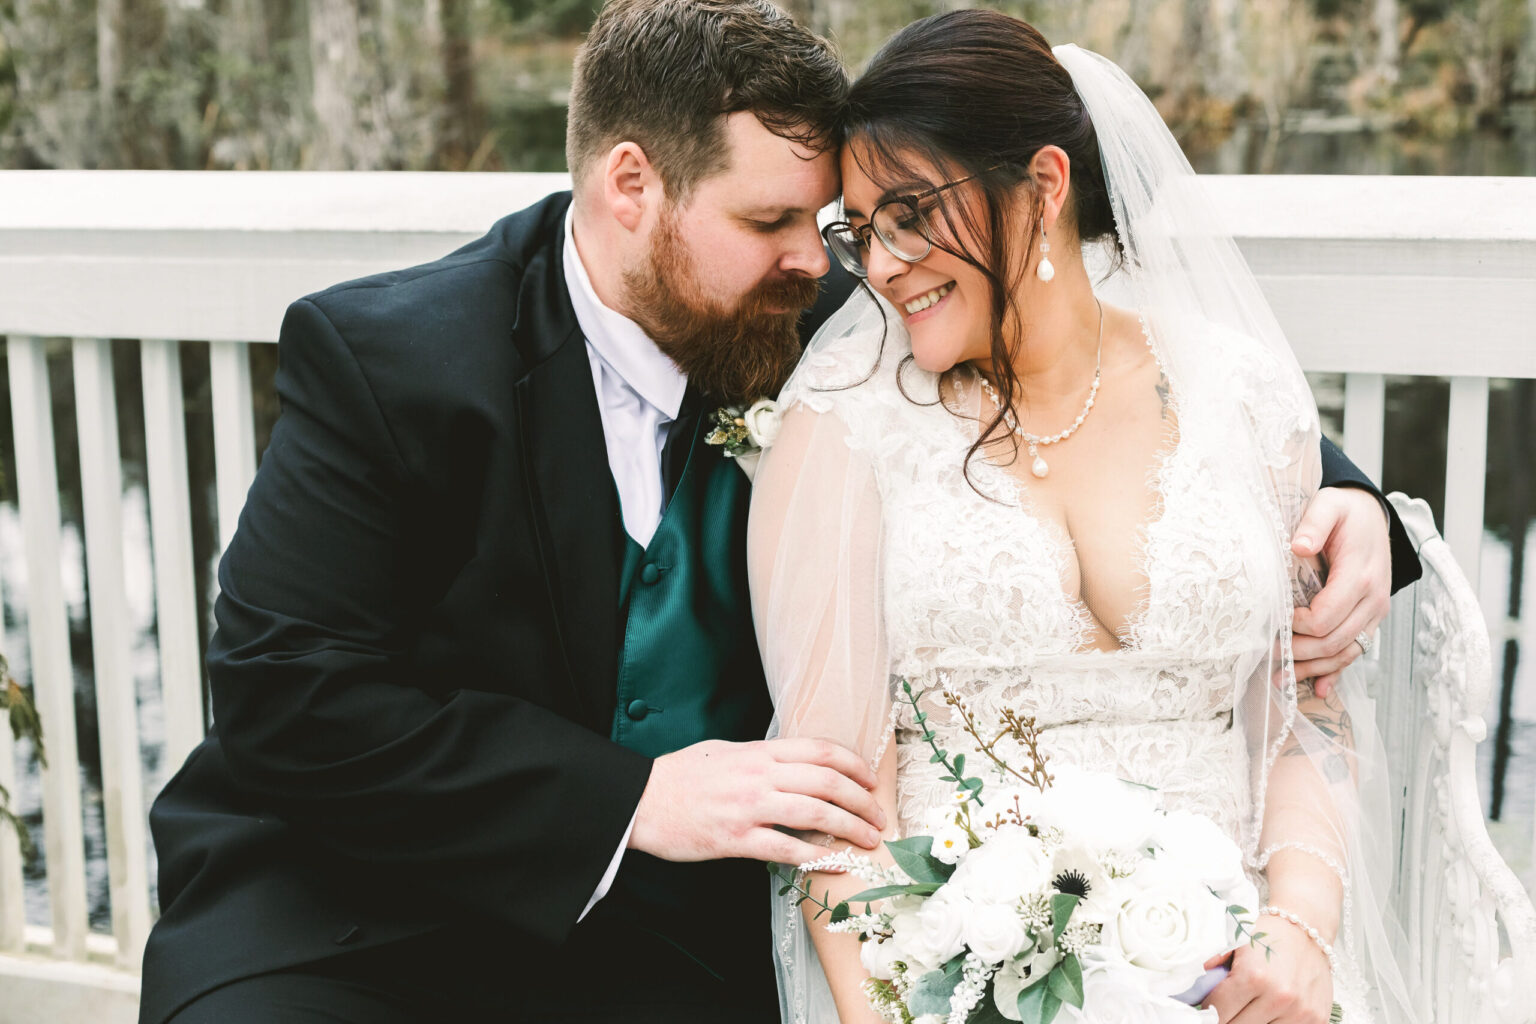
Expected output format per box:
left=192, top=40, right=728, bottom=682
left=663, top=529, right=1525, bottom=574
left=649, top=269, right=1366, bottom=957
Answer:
left=1104, top=862, right=1231, bottom=996
left=965, top=902, right=1030, bottom=964
left=1149, top=811, right=1249, bottom=898
left=949, top=829, right=1052, bottom=906
left=898, top=888, right=970, bottom=969
left=1035, top=768, right=1161, bottom=854
left=743, top=398, right=782, bottom=449
left=931, top=823, right=971, bottom=865
left=860, top=936, right=903, bottom=981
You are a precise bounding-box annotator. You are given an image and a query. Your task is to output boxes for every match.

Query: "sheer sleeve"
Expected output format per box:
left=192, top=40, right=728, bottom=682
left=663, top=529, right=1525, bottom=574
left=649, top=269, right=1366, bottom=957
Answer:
left=1221, top=328, right=1423, bottom=1020
left=748, top=400, right=892, bottom=766
left=747, top=295, right=896, bottom=1023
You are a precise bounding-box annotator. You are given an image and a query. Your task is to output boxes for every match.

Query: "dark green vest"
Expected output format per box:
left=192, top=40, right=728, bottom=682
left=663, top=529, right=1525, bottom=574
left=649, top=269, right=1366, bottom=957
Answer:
left=610, top=424, right=769, bottom=756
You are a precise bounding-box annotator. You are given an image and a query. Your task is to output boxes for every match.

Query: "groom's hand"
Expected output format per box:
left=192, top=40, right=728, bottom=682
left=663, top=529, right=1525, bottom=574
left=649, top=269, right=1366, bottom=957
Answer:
left=1291, top=487, right=1393, bottom=698
left=628, top=738, right=886, bottom=866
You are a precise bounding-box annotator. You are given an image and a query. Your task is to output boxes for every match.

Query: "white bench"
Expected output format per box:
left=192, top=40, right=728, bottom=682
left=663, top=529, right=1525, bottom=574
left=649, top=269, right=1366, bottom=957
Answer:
left=1379, top=494, right=1536, bottom=1023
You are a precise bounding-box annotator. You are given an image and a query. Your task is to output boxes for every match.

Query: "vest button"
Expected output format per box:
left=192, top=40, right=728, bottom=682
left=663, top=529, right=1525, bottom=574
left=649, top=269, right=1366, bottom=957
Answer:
left=625, top=699, right=650, bottom=721
left=639, top=563, right=661, bottom=585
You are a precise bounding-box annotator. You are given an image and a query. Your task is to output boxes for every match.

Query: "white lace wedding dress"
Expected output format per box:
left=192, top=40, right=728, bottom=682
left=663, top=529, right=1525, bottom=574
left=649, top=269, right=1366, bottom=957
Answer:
left=749, top=302, right=1384, bottom=1022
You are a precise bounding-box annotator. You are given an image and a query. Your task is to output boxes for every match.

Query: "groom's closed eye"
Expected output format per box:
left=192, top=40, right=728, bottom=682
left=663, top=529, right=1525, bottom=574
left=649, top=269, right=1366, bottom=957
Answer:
left=747, top=214, right=794, bottom=232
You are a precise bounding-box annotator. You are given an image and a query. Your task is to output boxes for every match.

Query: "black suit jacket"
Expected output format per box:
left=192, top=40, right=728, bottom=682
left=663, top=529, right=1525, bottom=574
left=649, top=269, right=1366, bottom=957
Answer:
left=143, top=193, right=677, bottom=1022
left=142, top=193, right=1419, bottom=1024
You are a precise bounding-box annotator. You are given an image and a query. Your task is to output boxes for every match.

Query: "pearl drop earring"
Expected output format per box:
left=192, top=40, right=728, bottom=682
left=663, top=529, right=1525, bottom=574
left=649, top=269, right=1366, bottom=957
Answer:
left=1036, top=219, right=1055, bottom=282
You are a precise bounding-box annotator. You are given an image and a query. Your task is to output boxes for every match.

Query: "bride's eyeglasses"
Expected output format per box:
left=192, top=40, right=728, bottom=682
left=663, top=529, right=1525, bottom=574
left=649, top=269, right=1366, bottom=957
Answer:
left=822, top=171, right=985, bottom=278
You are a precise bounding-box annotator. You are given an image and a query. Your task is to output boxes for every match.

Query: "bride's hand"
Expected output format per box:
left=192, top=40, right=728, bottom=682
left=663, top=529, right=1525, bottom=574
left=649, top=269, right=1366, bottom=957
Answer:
left=1202, top=915, right=1334, bottom=1024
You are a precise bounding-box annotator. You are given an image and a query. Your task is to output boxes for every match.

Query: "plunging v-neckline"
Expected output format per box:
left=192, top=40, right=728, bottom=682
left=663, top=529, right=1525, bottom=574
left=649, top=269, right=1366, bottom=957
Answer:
left=945, top=366, right=1186, bottom=653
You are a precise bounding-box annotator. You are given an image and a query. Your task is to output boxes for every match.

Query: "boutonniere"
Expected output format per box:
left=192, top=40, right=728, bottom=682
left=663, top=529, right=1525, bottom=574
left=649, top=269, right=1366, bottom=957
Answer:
left=704, top=398, right=781, bottom=483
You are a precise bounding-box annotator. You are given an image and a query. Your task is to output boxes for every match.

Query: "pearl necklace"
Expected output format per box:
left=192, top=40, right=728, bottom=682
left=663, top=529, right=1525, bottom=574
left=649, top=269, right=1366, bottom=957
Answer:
left=976, top=298, right=1103, bottom=479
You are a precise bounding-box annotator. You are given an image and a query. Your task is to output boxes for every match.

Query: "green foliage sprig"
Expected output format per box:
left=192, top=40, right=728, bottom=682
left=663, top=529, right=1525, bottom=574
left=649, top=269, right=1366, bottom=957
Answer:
left=0, top=654, right=43, bottom=861
left=901, top=679, right=986, bottom=806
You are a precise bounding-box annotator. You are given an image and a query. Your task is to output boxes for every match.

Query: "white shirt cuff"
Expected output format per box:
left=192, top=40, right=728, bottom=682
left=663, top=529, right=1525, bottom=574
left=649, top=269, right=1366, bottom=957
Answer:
left=578, top=809, right=638, bottom=921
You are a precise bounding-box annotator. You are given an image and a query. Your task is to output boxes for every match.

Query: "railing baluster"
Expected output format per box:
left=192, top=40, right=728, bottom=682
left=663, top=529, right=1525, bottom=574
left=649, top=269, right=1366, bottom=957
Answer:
left=5, top=336, right=88, bottom=961
left=71, top=338, right=153, bottom=968
left=140, top=339, right=206, bottom=767
left=1343, top=372, right=1387, bottom=484
left=1444, top=376, right=1490, bottom=590
left=209, top=341, right=257, bottom=556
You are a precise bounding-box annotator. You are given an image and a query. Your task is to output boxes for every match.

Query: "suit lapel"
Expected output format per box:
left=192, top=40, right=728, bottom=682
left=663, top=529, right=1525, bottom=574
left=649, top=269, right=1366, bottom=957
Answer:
left=512, top=230, right=624, bottom=727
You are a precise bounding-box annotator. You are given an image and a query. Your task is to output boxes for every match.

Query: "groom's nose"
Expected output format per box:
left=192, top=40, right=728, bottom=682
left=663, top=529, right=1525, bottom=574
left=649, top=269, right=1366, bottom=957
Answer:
left=777, top=224, right=831, bottom=279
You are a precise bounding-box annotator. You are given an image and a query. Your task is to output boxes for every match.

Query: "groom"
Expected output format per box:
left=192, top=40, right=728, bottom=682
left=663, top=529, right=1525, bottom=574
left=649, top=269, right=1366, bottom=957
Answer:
left=139, top=1, right=1417, bottom=1022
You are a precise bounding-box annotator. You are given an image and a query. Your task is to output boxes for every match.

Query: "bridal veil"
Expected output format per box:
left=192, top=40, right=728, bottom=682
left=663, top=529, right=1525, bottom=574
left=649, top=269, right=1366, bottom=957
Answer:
left=748, top=42, right=1421, bottom=1024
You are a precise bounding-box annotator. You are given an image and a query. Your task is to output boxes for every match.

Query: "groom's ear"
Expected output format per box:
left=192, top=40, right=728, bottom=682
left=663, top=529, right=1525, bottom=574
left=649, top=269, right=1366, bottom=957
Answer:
left=603, top=141, right=663, bottom=233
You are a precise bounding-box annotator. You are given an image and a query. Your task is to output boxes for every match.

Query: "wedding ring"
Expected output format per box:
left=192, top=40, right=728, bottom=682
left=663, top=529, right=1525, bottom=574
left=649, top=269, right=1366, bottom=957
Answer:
left=1354, top=630, right=1375, bottom=657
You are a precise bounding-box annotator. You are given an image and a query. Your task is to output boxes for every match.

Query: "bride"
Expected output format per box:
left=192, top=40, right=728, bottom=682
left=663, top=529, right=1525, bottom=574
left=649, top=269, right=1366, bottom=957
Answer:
left=748, top=11, right=1419, bottom=1024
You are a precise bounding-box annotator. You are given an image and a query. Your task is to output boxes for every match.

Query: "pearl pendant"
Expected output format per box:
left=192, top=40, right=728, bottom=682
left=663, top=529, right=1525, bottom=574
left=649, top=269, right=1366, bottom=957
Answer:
left=1031, top=454, right=1050, bottom=478
left=1036, top=257, right=1055, bottom=282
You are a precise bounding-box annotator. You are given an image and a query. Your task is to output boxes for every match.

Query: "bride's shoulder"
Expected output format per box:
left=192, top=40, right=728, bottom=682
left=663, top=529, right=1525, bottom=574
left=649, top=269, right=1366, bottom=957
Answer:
left=778, top=292, right=917, bottom=416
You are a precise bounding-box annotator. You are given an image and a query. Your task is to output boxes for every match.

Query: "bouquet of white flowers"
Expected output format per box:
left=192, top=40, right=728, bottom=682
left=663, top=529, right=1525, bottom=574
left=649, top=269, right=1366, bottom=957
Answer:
left=775, top=682, right=1268, bottom=1024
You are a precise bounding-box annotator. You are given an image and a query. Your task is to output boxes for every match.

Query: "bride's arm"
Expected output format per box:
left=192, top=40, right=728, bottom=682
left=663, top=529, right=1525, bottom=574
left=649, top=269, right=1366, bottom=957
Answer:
left=1209, top=335, right=1350, bottom=1023
left=748, top=398, right=896, bottom=1023
left=800, top=747, right=901, bottom=1024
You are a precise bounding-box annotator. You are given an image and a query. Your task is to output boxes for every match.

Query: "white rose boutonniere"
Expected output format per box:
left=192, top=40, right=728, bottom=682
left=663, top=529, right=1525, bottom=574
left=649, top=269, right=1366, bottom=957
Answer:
left=704, top=398, right=781, bottom=483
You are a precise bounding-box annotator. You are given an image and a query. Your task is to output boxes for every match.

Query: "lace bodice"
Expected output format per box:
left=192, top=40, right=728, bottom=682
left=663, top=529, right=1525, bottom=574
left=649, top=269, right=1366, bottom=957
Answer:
left=753, top=308, right=1386, bottom=1022
left=781, top=318, right=1297, bottom=841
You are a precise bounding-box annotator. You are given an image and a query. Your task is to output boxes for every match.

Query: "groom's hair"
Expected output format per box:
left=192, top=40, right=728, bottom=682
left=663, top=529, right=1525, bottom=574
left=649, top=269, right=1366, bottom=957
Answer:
left=566, top=0, right=846, bottom=199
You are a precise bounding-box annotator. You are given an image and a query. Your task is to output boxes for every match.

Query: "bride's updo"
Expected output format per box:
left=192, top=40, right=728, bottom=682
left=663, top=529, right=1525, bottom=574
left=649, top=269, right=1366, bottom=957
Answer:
left=840, top=8, right=1120, bottom=479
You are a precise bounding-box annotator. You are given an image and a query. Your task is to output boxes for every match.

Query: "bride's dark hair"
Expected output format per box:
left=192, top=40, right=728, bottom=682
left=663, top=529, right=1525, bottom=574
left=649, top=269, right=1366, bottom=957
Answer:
left=840, top=9, right=1120, bottom=485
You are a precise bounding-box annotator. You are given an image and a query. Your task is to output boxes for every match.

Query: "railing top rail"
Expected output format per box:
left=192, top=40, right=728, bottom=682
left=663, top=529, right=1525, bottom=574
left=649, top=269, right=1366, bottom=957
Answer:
left=2, top=170, right=1534, bottom=241
left=1, top=172, right=1532, bottom=378
left=0, top=171, right=571, bottom=233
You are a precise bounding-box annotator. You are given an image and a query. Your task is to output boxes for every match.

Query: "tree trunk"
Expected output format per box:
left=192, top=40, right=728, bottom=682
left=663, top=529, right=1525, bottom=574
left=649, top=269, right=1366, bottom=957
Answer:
left=97, top=0, right=125, bottom=162
left=437, top=0, right=481, bottom=168
left=1373, top=0, right=1400, bottom=85
left=307, top=0, right=384, bottom=169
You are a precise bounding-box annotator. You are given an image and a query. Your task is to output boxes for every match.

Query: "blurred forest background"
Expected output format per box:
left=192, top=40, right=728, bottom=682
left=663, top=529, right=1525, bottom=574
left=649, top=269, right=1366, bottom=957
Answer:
left=1, top=0, right=1534, bottom=175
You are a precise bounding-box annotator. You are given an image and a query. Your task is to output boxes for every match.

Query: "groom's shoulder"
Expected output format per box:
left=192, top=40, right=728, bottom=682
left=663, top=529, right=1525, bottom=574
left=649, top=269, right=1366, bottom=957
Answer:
left=295, top=190, right=573, bottom=341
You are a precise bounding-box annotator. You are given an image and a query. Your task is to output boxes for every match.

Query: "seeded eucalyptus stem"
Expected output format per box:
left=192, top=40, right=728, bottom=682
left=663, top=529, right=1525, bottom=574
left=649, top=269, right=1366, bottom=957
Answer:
left=769, top=863, right=838, bottom=919
left=900, top=679, right=984, bottom=807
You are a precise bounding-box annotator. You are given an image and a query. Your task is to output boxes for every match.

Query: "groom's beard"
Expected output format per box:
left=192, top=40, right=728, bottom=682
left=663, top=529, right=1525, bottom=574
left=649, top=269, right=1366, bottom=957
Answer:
left=624, top=213, right=819, bottom=404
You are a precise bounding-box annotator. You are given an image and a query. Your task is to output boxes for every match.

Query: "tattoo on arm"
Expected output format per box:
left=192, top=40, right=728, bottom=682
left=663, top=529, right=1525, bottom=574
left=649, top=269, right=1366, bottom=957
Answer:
left=1156, top=371, right=1171, bottom=419
left=1281, top=679, right=1354, bottom=765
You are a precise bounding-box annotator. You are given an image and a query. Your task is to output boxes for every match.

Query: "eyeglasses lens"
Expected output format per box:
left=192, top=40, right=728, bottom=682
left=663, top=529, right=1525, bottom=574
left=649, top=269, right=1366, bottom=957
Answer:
left=872, top=200, right=931, bottom=262
left=825, top=225, right=869, bottom=277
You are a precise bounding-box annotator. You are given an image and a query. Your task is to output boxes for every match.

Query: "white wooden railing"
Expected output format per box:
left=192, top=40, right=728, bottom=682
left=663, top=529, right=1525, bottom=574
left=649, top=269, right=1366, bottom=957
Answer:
left=0, top=171, right=1532, bottom=1021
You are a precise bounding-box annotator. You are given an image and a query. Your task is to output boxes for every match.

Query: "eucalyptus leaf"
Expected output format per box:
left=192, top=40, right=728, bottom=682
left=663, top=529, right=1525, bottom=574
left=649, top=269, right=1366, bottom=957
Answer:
left=830, top=902, right=851, bottom=924
left=885, top=836, right=954, bottom=884
left=1046, top=956, right=1084, bottom=1009
left=844, top=882, right=942, bottom=902
left=1051, top=893, right=1080, bottom=942
left=908, top=956, right=966, bottom=1016
left=1016, top=979, right=1063, bottom=1024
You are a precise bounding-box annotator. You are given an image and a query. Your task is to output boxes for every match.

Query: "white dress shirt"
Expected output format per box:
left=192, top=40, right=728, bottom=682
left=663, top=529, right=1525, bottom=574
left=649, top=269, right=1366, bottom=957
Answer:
left=563, top=208, right=686, bottom=917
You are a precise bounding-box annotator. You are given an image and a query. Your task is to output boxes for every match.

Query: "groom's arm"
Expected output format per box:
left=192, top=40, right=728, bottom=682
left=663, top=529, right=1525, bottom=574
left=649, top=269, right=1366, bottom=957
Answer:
left=210, top=297, right=882, bottom=943
left=208, top=297, right=653, bottom=946
left=1318, top=434, right=1420, bottom=593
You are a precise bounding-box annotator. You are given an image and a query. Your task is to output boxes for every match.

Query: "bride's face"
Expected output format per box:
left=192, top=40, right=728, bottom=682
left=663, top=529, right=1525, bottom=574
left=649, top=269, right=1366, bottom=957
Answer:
left=838, top=143, right=1001, bottom=374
